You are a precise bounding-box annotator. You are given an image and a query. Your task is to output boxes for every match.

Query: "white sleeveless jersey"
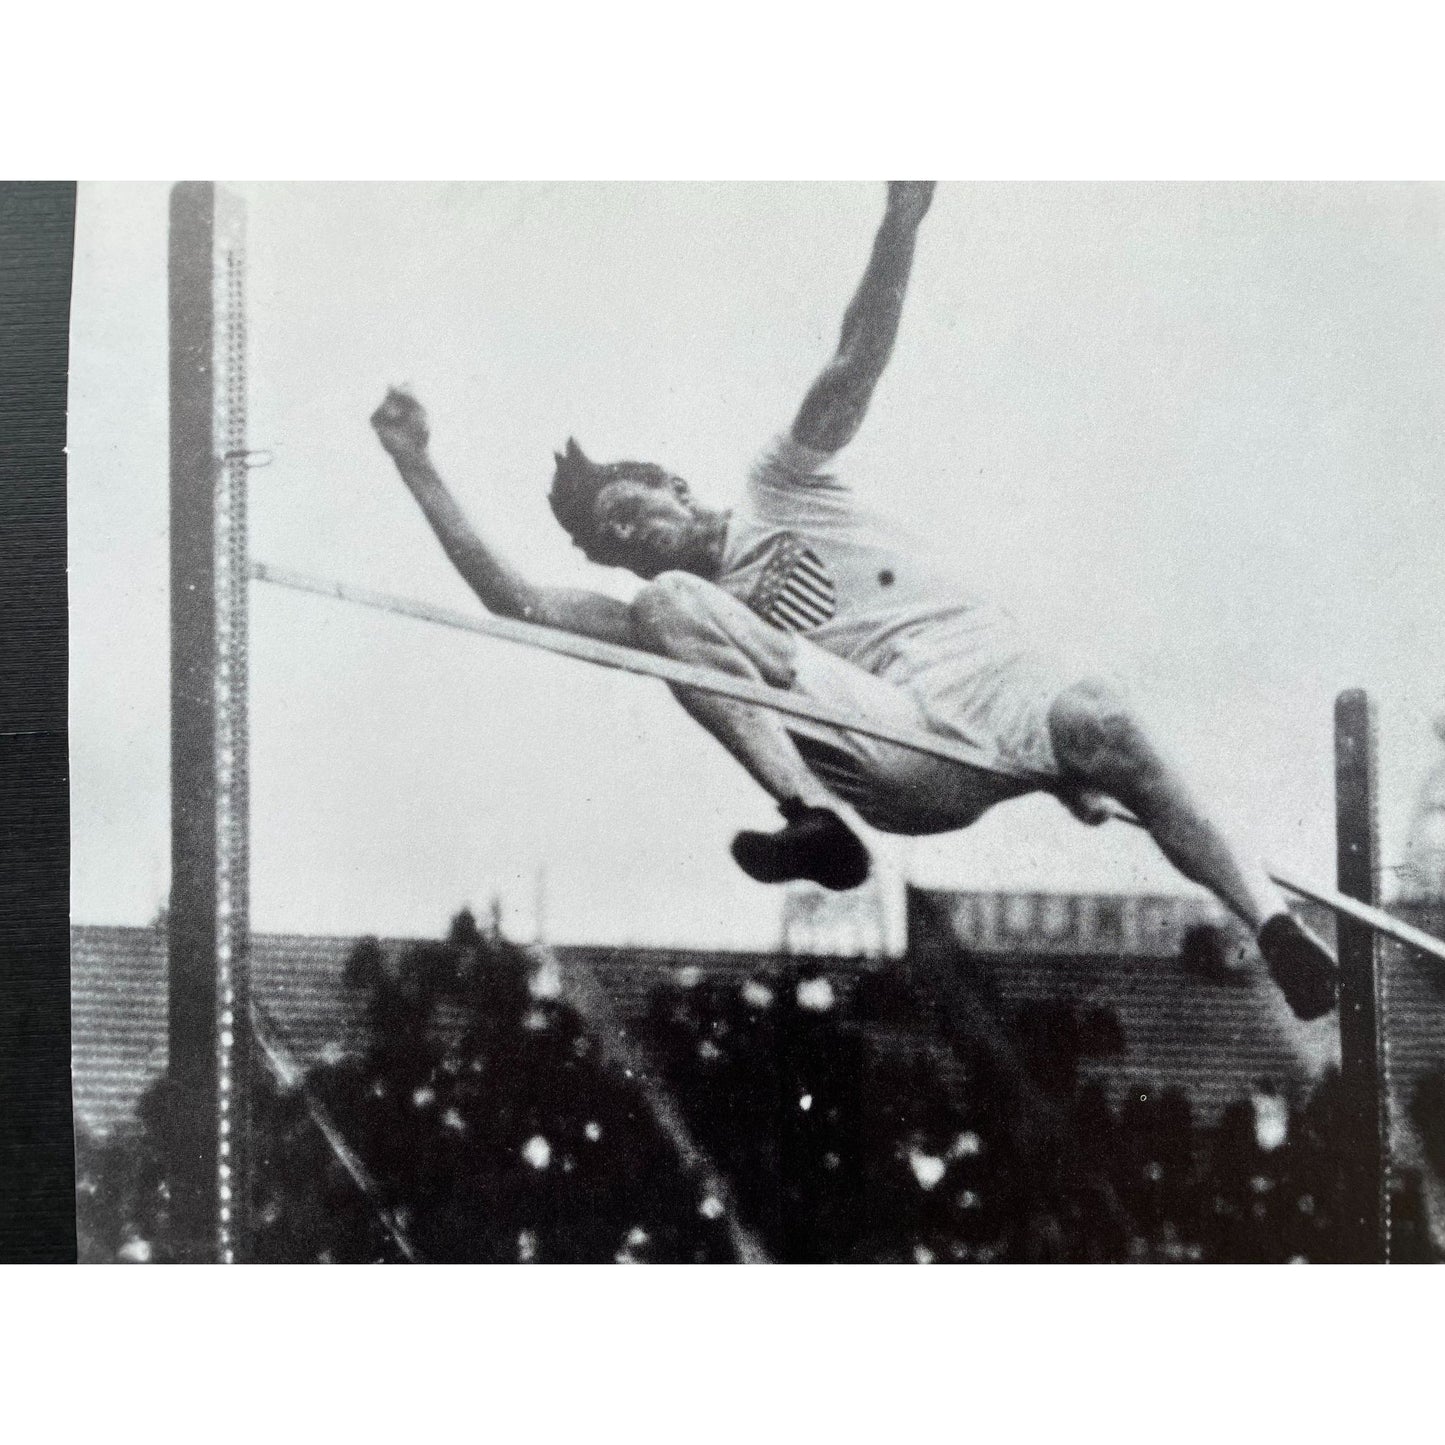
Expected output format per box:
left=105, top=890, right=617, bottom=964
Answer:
left=718, top=434, right=1029, bottom=687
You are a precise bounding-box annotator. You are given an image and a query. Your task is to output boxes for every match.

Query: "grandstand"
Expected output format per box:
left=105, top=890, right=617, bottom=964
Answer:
left=70, top=890, right=1445, bottom=1148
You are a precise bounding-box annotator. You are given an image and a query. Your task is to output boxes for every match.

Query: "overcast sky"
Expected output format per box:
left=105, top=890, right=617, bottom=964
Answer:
left=69, top=182, right=1444, bottom=947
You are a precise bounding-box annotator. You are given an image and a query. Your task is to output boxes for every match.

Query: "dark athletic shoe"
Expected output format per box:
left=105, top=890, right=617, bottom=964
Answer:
left=1257, top=913, right=1338, bottom=1021
left=730, top=800, right=871, bottom=892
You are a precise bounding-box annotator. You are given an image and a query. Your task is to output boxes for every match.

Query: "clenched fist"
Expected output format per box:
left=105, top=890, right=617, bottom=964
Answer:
left=370, top=387, right=430, bottom=460
left=885, top=181, right=936, bottom=228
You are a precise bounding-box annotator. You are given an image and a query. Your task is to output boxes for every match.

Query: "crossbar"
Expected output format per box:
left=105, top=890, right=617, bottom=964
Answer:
left=251, top=560, right=1445, bottom=969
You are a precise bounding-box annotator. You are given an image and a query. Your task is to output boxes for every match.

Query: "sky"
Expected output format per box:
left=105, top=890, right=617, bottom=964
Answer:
left=68, top=181, right=1445, bottom=948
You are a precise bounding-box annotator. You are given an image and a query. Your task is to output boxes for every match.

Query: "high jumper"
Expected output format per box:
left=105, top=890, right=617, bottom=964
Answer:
left=368, top=181, right=1338, bottom=1021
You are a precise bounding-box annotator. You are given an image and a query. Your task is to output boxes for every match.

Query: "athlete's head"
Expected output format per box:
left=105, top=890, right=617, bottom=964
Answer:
left=549, top=438, right=718, bottom=579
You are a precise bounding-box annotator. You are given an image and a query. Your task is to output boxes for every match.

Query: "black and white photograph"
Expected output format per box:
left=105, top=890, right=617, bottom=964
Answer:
left=64, top=178, right=1445, bottom=1266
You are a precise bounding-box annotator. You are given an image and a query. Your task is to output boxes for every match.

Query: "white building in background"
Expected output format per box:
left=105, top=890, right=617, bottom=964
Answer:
left=1404, top=710, right=1445, bottom=903
left=780, top=860, right=906, bottom=960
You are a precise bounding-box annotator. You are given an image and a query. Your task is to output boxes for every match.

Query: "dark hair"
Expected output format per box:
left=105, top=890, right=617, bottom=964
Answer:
left=548, top=438, right=675, bottom=566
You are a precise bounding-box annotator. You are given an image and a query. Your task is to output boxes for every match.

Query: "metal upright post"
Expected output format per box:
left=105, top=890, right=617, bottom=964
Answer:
left=1334, top=688, right=1388, bottom=1263
left=168, top=181, right=251, bottom=1262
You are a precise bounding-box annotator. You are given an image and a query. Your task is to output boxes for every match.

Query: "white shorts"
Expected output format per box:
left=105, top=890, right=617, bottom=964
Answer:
left=650, top=573, right=1079, bottom=838
left=782, top=633, right=1072, bottom=836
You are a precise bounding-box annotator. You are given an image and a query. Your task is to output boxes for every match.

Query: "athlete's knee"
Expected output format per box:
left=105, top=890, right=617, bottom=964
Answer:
left=630, top=571, right=797, bottom=687
left=1049, top=678, right=1159, bottom=789
left=629, top=571, right=725, bottom=652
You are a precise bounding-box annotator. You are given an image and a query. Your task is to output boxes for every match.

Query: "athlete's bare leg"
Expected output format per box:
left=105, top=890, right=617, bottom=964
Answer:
left=629, top=572, right=836, bottom=811
left=1049, top=679, right=1336, bottom=1018
left=629, top=571, right=874, bottom=889
left=1049, top=680, right=1285, bottom=927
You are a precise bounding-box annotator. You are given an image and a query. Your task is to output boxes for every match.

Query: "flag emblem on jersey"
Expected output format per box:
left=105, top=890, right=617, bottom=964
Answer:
left=749, top=534, right=836, bottom=633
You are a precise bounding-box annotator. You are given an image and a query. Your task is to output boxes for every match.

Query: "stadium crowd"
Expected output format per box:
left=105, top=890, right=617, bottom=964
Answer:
left=640, top=963, right=1437, bottom=1262
left=75, top=912, right=1439, bottom=1263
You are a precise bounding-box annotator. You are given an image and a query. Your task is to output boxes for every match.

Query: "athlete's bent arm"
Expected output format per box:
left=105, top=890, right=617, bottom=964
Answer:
left=369, top=388, right=634, bottom=645
left=790, top=181, right=935, bottom=455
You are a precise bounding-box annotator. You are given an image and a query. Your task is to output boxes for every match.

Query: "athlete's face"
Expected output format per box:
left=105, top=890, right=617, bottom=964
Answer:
left=591, top=476, right=700, bottom=578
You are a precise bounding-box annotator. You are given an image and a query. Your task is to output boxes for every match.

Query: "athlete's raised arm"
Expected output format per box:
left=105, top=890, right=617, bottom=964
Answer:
left=370, top=388, right=634, bottom=645
left=790, top=181, right=935, bottom=455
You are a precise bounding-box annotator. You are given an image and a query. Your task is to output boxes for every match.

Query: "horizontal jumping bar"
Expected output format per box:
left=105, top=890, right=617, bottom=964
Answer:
left=1257, top=872, right=1445, bottom=966
left=250, top=560, right=1043, bottom=782
left=250, top=560, right=1445, bottom=969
